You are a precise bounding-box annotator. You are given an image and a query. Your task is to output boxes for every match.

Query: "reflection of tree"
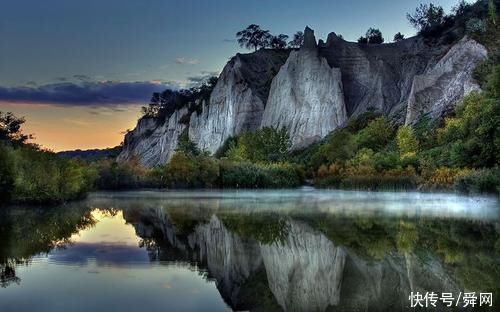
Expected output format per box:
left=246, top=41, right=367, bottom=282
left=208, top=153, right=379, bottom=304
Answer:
left=0, top=203, right=97, bottom=287
left=396, top=220, right=418, bottom=254
left=0, top=259, right=24, bottom=288
left=299, top=213, right=500, bottom=297
left=220, top=212, right=290, bottom=244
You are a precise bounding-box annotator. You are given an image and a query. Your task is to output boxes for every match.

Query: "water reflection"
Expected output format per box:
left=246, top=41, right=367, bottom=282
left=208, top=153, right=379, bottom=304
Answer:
left=0, top=190, right=498, bottom=311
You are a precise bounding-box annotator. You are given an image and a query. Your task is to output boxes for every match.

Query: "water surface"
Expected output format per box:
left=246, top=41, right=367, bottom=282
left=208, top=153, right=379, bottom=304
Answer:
left=1, top=189, right=499, bottom=311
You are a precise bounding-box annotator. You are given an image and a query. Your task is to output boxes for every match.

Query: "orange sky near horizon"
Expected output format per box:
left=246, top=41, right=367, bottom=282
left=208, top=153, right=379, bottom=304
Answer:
left=0, top=101, right=141, bottom=152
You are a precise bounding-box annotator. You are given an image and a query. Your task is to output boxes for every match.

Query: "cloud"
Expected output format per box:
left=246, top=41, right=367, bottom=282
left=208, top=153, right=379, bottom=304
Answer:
left=73, top=74, right=91, bottom=81
left=0, top=80, right=179, bottom=106
left=183, top=70, right=220, bottom=88
left=186, top=70, right=219, bottom=84
left=175, top=57, right=200, bottom=65
left=223, top=38, right=236, bottom=43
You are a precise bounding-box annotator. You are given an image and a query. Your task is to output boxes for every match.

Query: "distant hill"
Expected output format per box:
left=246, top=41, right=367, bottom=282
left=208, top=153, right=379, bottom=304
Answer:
left=58, top=146, right=122, bottom=161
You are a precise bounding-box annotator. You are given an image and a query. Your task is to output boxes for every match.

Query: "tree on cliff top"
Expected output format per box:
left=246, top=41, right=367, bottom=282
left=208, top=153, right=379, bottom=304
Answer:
left=358, top=28, right=384, bottom=44
left=393, top=32, right=405, bottom=42
left=366, top=28, right=384, bottom=44
left=269, top=34, right=289, bottom=49
left=236, top=24, right=271, bottom=51
left=407, top=3, right=445, bottom=33
left=288, top=31, right=304, bottom=48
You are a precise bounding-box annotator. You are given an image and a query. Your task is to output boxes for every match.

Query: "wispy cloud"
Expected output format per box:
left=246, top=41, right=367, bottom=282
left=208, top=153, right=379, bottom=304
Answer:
left=175, top=58, right=200, bottom=65
left=0, top=80, right=179, bottom=106
left=186, top=70, right=220, bottom=87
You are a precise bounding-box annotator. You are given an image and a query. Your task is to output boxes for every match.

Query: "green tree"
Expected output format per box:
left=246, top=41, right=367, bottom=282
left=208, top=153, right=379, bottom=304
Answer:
left=176, top=129, right=201, bottom=156
left=357, top=36, right=368, bottom=44
left=407, top=3, right=445, bottom=32
left=365, top=28, right=384, bottom=44
left=488, top=0, right=497, bottom=25
left=393, top=32, right=405, bottom=42
left=438, top=90, right=499, bottom=168
left=288, top=31, right=304, bottom=48
left=0, top=112, right=31, bottom=146
left=321, top=129, right=357, bottom=164
left=0, top=143, right=14, bottom=202
left=236, top=24, right=271, bottom=51
left=226, top=127, right=291, bottom=162
left=396, top=126, right=419, bottom=158
left=269, top=34, right=289, bottom=49
left=356, top=117, right=394, bottom=150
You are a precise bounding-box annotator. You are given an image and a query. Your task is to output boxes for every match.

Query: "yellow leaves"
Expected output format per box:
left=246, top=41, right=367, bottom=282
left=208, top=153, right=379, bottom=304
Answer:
left=396, top=125, right=419, bottom=158
left=426, top=167, right=471, bottom=189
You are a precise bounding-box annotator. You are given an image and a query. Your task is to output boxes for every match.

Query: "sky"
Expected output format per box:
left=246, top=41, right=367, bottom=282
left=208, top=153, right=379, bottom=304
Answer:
left=0, top=0, right=461, bottom=151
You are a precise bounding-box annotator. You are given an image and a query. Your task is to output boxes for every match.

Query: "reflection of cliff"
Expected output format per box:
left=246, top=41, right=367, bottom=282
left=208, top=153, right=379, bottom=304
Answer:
left=122, top=207, right=468, bottom=311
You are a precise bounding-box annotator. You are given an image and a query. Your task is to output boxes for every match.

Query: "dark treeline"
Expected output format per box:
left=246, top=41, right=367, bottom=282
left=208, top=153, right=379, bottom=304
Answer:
left=0, top=112, right=95, bottom=204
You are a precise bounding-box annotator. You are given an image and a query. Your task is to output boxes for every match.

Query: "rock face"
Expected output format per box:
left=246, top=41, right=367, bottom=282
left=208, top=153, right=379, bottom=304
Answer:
left=405, top=37, right=488, bottom=124
left=119, top=27, right=487, bottom=167
left=262, top=27, right=347, bottom=149
left=189, top=49, right=289, bottom=154
left=117, top=107, right=187, bottom=167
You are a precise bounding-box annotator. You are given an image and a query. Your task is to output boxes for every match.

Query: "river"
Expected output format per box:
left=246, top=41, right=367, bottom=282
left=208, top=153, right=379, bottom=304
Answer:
left=0, top=189, right=498, bottom=311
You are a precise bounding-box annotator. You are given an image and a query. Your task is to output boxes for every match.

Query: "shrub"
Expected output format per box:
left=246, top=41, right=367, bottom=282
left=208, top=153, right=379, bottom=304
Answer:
left=454, top=168, right=500, bottom=194
left=11, top=147, right=92, bottom=203
left=311, top=129, right=356, bottom=168
left=422, top=167, right=471, bottom=190
left=466, top=18, right=487, bottom=33
left=355, top=117, right=394, bottom=150
left=0, top=143, right=15, bottom=203
left=223, top=127, right=291, bottom=162
left=397, top=126, right=419, bottom=159
left=220, top=161, right=303, bottom=188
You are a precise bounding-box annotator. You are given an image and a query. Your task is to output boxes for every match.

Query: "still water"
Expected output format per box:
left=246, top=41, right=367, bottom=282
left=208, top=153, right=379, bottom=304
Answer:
left=1, top=189, right=499, bottom=311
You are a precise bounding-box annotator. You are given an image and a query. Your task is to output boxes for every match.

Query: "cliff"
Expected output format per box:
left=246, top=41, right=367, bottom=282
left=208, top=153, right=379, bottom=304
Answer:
left=119, top=27, right=487, bottom=167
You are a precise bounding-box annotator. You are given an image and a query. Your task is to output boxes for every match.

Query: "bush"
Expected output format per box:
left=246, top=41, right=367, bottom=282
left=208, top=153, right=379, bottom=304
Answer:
left=437, top=91, right=499, bottom=168
left=466, top=17, right=487, bottom=33
left=311, top=129, right=356, bottom=168
left=421, top=167, right=471, bottom=190
left=355, top=117, right=394, bottom=150
left=220, top=161, right=303, bottom=188
left=93, top=158, right=147, bottom=190
left=397, top=126, right=419, bottom=158
left=223, top=127, right=291, bottom=162
left=11, top=147, right=93, bottom=203
left=0, top=143, right=15, bottom=203
left=454, top=168, right=500, bottom=194
left=164, top=152, right=219, bottom=188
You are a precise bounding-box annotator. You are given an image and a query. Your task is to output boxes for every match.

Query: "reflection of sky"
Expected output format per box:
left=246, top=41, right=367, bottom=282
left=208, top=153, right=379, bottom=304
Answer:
left=46, top=210, right=149, bottom=266
left=0, top=208, right=230, bottom=312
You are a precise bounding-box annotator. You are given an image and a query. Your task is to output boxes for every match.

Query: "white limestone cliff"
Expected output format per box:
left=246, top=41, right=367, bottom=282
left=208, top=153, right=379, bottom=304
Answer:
left=262, top=27, right=348, bottom=149
left=405, top=36, right=488, bottom=124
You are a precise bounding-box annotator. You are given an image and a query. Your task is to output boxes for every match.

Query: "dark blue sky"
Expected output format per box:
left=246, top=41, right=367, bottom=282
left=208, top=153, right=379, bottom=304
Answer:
left=1, top=0, right=459, bottom=87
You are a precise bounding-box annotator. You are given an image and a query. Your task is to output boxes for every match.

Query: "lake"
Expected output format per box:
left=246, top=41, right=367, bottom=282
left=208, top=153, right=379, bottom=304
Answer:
left=1, top=189, right=499, bottom=311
